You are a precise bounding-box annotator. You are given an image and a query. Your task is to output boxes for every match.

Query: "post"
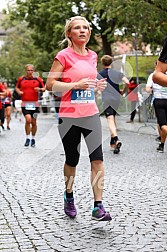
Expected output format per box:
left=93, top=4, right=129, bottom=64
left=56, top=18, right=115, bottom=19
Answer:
left=132, top=33, right=141, bottom=122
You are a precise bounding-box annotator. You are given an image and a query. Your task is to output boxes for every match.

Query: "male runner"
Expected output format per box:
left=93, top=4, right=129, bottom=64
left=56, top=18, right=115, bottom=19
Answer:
left=16, top=64, right=45, bottom=147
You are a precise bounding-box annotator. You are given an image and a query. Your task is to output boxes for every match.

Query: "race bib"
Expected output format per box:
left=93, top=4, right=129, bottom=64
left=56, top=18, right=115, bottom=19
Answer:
left=71, top=89, right=95, bottom=103
left=25, top=102, right=36, bottom=110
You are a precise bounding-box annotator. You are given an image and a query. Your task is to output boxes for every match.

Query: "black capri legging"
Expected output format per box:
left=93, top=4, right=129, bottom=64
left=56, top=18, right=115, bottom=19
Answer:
left=0, top=105, right=5, bottom=124
left=58, top=114, right=103, bottom=167
left=153, top=98, right=167, bottom=128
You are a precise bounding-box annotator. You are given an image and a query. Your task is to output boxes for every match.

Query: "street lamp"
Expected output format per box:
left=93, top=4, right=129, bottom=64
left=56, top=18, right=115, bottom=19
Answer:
left=132, top=33, right=141, bottom=122
left=132, top=33, right=139, bottom=85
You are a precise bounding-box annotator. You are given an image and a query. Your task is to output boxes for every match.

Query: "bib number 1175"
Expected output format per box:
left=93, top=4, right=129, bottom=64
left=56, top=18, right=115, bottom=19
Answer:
left=71, top=89, right=95, bottom=103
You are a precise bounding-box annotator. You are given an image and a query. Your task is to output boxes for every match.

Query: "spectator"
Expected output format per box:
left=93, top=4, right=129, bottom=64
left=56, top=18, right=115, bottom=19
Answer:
left=41, top=90, right=50, bottom=114
left=12, top=87, right=21, bottom=117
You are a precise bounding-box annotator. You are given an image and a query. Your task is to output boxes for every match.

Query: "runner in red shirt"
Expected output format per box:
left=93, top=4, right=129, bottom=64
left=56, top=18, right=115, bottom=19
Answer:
left=3, top=82, right=12, bottom=130
left=16, top=64, right=45, bottom=147
left=126, top=78, right=138, bottom=123
left=0, top=82, right=7, bottom=131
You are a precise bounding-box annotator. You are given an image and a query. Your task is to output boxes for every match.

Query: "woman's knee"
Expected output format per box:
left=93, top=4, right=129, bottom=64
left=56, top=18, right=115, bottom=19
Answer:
left=161, top=125, right=167, bottom=133
left=91, top=160, right=104, bottom=170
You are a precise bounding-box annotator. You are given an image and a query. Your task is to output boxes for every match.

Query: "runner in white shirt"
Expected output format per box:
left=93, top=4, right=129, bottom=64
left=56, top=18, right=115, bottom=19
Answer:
left=146, top=72, right=167, bottom=153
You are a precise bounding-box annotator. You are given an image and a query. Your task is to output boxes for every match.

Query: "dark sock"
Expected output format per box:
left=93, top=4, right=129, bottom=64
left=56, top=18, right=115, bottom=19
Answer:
left=110, top=137, right=115, bottom=145
left=94, top=201, right=102, bottom=208
left=113, top=136, right=118, bottom=142
left=66, top=191, right=73, bottom=199
left=160, top=143, right=164, bottom=147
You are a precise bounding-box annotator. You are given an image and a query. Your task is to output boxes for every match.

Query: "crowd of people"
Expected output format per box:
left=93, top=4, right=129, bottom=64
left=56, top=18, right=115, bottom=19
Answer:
left=0, top=15, right=167, bottom=222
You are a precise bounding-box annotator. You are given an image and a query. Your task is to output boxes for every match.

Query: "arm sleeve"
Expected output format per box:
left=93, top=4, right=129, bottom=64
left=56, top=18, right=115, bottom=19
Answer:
left=55, top=52, right=66, bottom=68
left=16, top=76, right=23, bottom=88
left=37, top=77, right=45, bottom=88
left=129, top=82, right=138, bottom=90
left=0, top=84, right=5, bottom=92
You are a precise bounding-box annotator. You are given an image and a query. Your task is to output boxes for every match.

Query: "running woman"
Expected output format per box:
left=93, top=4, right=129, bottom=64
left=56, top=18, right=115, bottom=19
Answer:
left=46, top=16, right=111, bottom=221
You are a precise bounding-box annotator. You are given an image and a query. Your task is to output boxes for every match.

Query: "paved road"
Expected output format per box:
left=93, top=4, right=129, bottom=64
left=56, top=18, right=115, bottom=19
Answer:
left=0, top=113, right=167, bottom=251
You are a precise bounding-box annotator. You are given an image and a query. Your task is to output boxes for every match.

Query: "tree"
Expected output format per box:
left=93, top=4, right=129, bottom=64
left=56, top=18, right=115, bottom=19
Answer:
left=0, top=17, right=52, bottom=84
left=7, top=0, right=167, bottom=56
left=8, top=0, right=114, bottom=55
left=8, top=0, right=76, bottom=54
left=118, top=0, right=167, bottom=52
left=1, top=0, right=167, bottom=82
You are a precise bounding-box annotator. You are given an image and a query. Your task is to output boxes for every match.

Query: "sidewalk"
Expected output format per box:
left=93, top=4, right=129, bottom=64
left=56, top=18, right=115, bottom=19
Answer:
left=109, top=114, right=158, bottom=136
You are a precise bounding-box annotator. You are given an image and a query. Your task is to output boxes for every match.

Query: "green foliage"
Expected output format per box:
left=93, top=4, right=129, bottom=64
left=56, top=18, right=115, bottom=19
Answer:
left=6, top=0, right=167, bottom=54
left=9, top=0, right=76, bottom=53
left=113, top=0, right=167, bottom=51
left=1, top=0, right=167, bottom=82
left=0, top=18, right=52, bottom=84
left=126, top=55, right=158, bottom=78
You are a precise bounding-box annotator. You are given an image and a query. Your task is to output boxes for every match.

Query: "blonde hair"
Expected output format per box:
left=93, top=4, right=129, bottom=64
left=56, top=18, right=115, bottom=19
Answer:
left=62, top=16, right=91, bottom=46
left=25, top=64, right=35, bottom=70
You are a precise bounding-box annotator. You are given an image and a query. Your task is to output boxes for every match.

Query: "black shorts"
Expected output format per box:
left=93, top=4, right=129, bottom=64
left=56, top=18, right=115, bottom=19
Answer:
left=58, top=114, right=103, bottom=167
left=22, top=107, right=39, bottom=118
left=153, top=98, right=167, bottom=127
left=102, top=99, right=120, bottom=117
left=103, top=106, right=117, bottom=117
left=4, top=104, right=11, bottom=108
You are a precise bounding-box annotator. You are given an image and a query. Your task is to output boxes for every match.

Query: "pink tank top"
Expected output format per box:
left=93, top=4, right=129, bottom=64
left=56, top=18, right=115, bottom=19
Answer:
left=55, top=47, right=99, bottom=118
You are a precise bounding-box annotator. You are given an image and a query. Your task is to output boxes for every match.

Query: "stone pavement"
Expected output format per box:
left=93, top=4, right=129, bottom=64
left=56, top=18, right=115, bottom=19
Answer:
left=0, top=112, right=167, bottom=252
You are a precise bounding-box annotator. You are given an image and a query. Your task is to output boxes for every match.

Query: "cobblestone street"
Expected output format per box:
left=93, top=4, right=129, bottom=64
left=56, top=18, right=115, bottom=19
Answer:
left=0, top=113, right=167, bottom=251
